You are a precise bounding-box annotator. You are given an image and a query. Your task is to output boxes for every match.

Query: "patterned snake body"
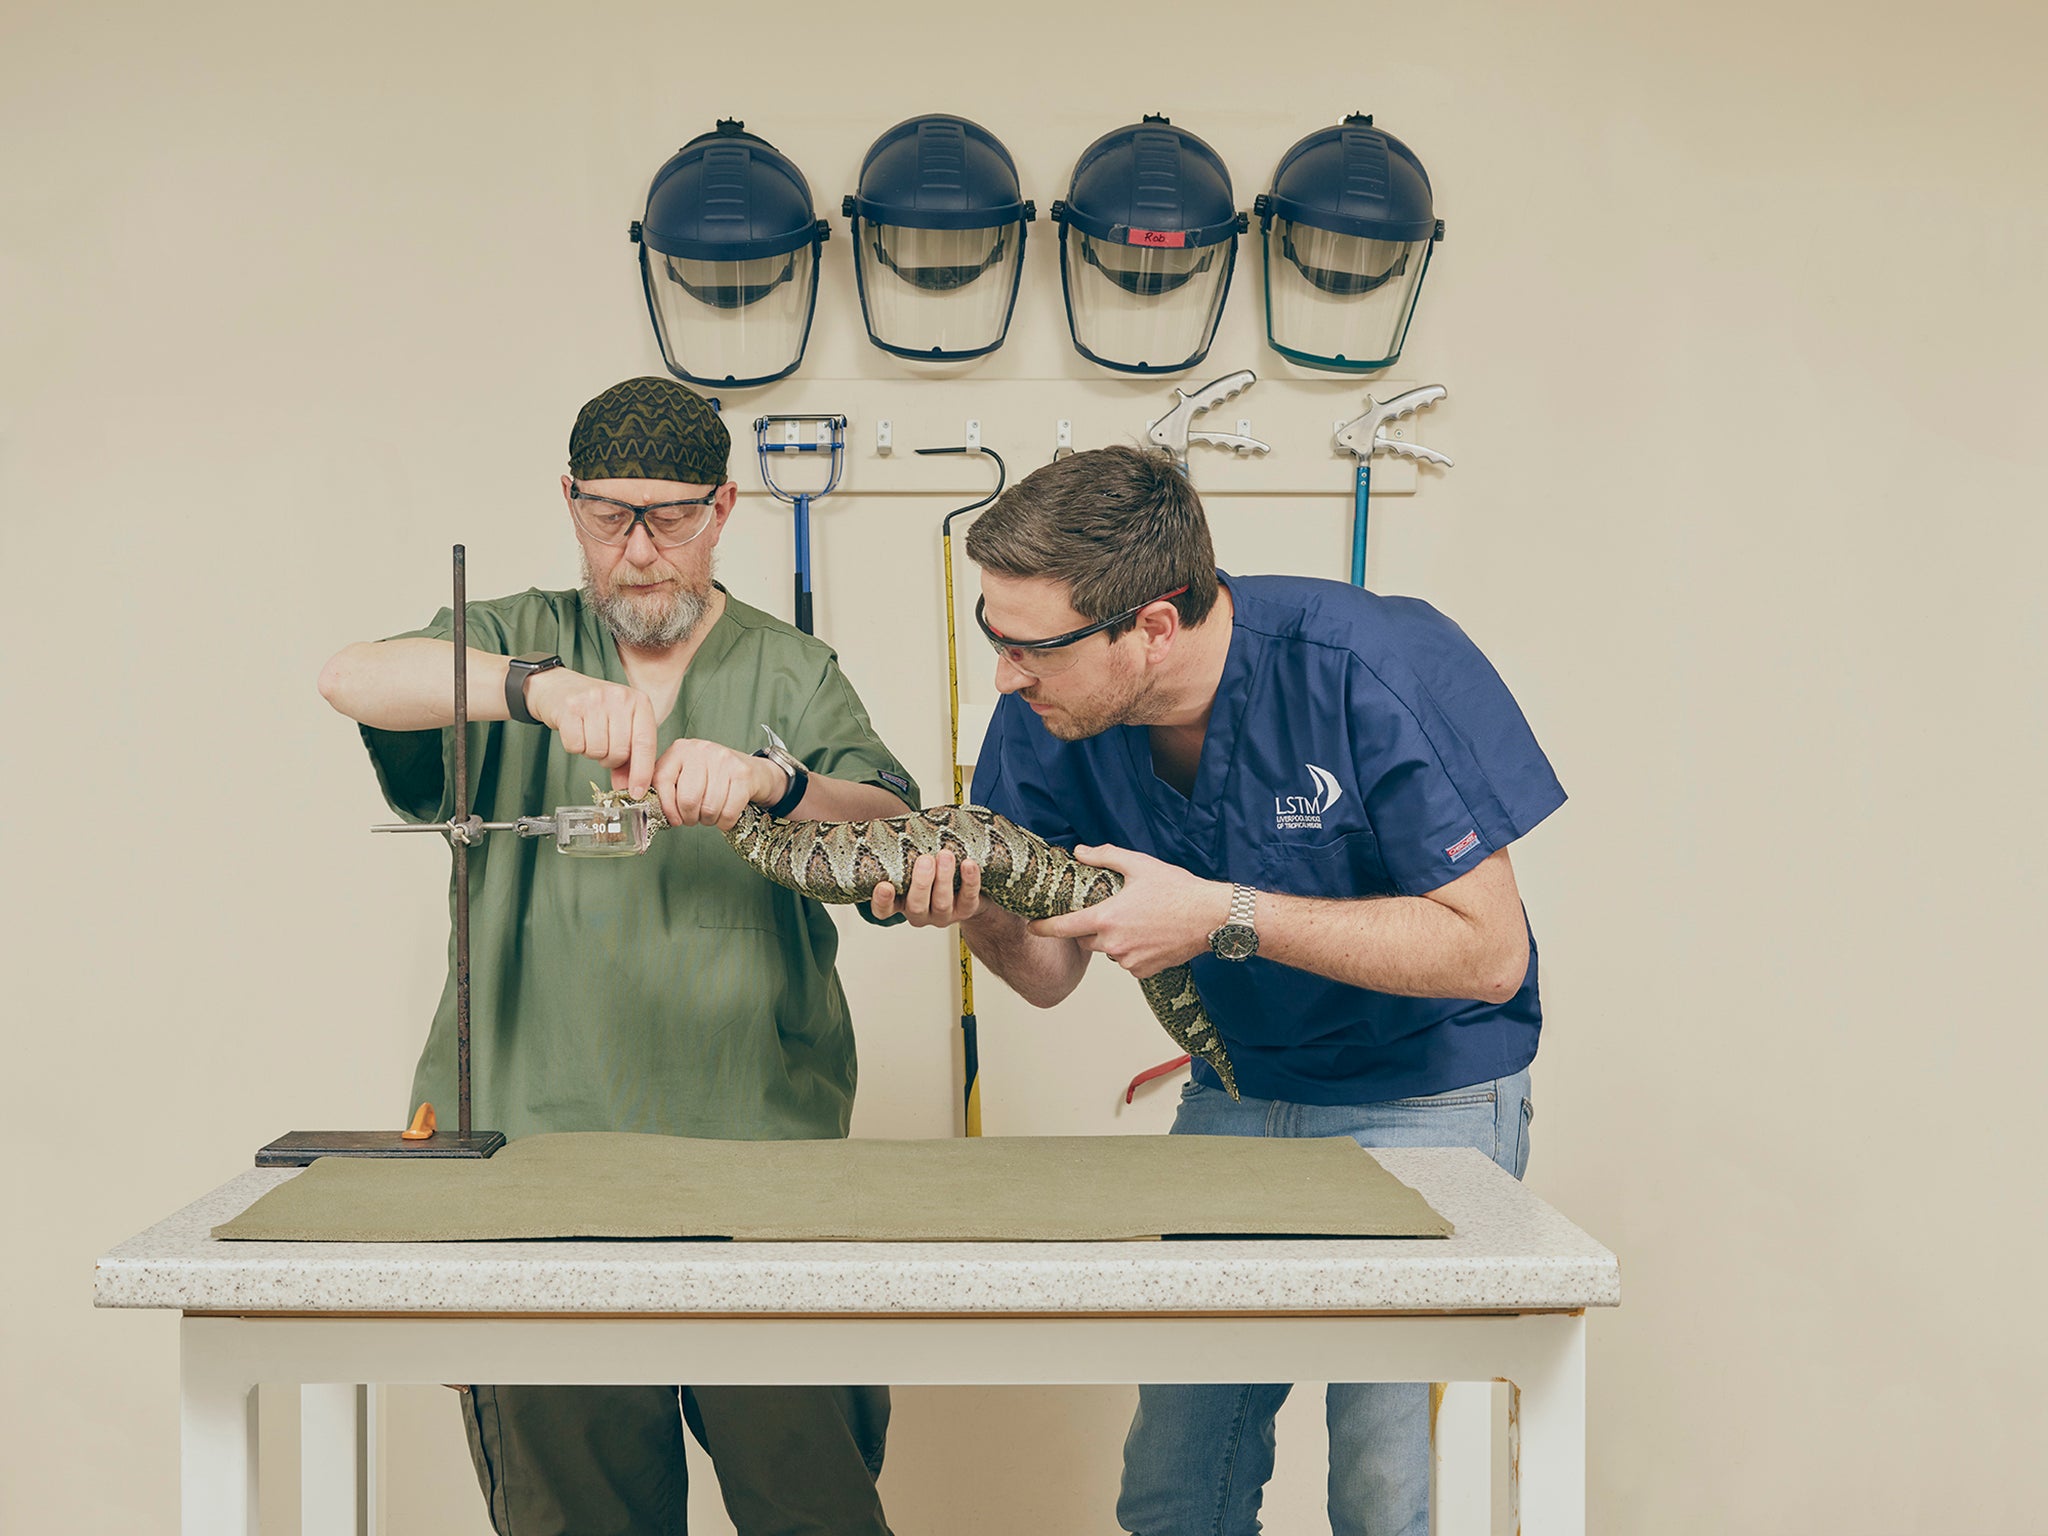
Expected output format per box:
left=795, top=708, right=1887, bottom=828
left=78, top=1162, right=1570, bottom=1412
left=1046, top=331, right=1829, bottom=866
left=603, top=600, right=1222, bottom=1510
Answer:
left=722, top=802, right=1240, bottom=1099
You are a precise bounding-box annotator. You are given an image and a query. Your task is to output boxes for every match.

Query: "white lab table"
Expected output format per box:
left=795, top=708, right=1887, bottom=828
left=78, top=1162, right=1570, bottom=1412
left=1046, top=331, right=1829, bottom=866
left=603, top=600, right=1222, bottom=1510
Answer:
left=96, top=1146, right=1618, bottom=1535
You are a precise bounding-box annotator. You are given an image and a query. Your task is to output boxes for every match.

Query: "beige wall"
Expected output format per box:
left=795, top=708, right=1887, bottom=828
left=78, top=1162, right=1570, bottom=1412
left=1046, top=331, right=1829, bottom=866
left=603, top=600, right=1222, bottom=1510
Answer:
left=6, top=0, right=2046, bottom=1530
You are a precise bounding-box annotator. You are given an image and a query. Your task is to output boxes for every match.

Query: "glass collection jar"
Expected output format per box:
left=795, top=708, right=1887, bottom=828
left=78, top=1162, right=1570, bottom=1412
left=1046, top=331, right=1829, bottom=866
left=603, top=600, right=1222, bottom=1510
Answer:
left=551, top=802, right=658, bottom=858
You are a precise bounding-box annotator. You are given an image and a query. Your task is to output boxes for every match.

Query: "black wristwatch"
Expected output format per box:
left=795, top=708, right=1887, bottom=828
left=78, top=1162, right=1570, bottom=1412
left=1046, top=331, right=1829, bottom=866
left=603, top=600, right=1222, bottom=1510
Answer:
left=753, top=732, right=810, bottom=818
left=1207, top=884, right=1260, bottom=961
left=503, top=652, right=562, bottom=725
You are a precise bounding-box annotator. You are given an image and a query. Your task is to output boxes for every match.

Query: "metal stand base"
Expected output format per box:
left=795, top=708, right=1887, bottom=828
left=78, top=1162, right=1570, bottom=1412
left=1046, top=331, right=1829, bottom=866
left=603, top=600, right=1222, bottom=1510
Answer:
left=255, top=1130, right=506, bottom=1167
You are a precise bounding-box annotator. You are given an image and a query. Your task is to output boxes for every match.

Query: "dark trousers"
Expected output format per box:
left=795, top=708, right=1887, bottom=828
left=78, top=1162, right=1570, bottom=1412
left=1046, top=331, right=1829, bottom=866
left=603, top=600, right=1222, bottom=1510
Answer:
left=459, top=1384, right=893, bottom=1536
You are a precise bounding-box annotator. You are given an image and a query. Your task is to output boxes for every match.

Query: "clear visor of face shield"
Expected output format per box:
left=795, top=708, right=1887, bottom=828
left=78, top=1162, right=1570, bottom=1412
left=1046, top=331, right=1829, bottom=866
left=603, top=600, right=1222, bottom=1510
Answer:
left=855, top=221, right=1024, bottom=358
left=642, top=244, right=819, bottom=388
left=1262, top=218, right=1431, bottom=372
left=1063, top=231, right=1233, bottom=373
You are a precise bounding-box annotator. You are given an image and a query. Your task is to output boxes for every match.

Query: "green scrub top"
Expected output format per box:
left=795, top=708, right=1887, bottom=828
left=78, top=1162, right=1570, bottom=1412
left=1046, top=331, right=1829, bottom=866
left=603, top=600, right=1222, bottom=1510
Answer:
left=363, top=587, right=920, bottom=1143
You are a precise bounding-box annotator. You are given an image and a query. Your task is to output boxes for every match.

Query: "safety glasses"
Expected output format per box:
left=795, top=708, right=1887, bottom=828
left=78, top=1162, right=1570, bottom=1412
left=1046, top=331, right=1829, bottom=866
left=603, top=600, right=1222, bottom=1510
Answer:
left=568, top=484, right=723, bottom=549
left=974, top=586, right=1189, bottom=676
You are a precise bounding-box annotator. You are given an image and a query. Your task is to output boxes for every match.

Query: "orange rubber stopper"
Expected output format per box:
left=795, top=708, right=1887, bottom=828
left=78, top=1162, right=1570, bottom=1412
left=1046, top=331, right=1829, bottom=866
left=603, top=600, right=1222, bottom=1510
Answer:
left=400, top=1102, right=437, bottom=1140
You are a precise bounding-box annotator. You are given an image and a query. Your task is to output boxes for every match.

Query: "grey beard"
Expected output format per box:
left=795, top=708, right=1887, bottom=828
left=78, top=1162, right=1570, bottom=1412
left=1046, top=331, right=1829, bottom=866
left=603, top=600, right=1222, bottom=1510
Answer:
left=583, top=563, right=712, bottom=649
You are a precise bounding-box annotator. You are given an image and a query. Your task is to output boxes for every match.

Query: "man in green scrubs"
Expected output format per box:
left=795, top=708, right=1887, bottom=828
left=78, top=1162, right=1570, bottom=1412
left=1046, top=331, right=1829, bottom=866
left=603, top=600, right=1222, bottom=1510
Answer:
left=319, top=376, right=917, bottom=1536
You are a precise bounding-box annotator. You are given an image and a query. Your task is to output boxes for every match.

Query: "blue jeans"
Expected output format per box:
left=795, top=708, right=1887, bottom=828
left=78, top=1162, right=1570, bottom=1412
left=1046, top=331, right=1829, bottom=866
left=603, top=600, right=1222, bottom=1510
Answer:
left=1116, top=1068, right=1534, bottom=1536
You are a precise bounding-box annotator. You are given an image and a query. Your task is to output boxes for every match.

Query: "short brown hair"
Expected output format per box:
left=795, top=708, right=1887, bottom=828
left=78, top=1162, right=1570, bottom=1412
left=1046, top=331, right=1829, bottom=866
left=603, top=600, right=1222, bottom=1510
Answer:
left=963, top=445, right=1219, bottom=634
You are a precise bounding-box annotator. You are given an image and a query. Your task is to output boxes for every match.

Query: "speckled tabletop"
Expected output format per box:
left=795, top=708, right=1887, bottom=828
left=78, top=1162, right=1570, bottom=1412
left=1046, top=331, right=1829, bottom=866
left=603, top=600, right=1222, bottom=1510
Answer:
left=96, top=1147, right=1617, bottom=1316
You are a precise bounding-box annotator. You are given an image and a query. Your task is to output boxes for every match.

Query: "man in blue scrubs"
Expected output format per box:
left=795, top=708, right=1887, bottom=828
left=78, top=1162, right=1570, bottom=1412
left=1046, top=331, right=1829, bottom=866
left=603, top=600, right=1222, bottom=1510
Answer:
left=872, top=445, right=1564, bottom=1536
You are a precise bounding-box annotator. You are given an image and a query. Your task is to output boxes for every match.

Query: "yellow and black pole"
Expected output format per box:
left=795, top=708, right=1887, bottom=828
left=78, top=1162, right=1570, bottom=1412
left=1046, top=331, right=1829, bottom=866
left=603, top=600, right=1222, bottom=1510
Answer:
left=916, top=444, right=1006, bottom=1137
left=945, top=561, right=982, bottom=1138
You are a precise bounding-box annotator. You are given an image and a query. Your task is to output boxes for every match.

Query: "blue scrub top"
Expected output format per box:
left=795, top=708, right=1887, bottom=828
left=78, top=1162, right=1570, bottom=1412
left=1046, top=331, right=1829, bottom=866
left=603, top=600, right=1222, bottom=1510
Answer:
left=972, top=573, right=1566, bottom=1106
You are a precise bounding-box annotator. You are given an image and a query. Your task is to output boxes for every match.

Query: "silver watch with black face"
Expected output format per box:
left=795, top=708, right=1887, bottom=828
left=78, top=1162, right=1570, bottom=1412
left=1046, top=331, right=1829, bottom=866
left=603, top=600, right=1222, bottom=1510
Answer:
left=1208, top=883, right=1260, bottom=961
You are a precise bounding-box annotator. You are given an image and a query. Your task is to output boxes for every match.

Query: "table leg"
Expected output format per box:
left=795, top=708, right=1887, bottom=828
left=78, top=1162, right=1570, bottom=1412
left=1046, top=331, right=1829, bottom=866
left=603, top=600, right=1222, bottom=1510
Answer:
left=1431, top=1380, right=1493, bottom=1536
left=302, top=1383, right=372, bottom=1536
left=1507, top=1313, right=1586, bottom=1536
left=180, top=1320, right=258, bottom=1536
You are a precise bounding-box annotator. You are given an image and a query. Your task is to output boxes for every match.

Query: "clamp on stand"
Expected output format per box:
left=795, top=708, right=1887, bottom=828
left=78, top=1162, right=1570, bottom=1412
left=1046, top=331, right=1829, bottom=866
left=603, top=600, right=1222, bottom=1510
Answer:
left=257, top=546, right=507, bottom=1165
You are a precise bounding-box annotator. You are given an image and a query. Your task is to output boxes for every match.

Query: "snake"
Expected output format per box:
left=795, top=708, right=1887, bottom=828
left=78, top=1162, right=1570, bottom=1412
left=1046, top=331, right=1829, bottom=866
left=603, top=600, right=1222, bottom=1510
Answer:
left=596, top=786, right=1239, bottom=1098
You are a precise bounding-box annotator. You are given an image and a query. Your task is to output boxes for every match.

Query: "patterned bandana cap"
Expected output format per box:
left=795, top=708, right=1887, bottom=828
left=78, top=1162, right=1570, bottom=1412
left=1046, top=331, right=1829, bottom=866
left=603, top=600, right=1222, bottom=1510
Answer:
left=568, top=376, right=730, bottom=483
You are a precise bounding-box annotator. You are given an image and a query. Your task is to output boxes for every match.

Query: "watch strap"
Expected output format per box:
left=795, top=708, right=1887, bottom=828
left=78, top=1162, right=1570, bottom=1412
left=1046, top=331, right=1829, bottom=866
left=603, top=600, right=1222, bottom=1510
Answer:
left=503, top=653, right=562, bottom=726
left=1228, top=882, right=1258, bottom=930
left=753, top=747, right=810, bottom=817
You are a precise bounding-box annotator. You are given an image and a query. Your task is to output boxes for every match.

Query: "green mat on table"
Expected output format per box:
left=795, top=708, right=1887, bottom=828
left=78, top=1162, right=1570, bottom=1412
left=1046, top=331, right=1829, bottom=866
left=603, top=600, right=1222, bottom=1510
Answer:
left=212, top=1132, right=1452, bottom=1243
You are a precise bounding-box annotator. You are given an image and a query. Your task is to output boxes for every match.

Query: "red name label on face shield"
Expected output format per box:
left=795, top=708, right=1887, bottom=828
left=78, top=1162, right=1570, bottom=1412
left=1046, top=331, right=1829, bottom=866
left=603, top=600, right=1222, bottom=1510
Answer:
left=1125, top=227, right=1187, bottom=248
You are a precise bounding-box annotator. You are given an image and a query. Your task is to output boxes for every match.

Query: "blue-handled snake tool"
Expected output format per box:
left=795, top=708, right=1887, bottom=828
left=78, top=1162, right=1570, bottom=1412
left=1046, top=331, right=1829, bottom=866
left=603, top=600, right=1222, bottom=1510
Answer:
left=754, top=414, right=848, bottom=635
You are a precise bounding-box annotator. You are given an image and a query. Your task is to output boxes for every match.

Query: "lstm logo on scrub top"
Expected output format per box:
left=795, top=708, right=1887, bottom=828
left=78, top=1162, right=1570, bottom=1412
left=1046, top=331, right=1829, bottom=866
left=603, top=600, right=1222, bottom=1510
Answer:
left=1276, top=764, right=1344, bottom=831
